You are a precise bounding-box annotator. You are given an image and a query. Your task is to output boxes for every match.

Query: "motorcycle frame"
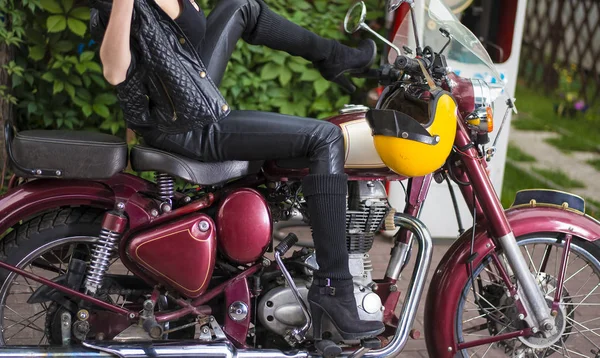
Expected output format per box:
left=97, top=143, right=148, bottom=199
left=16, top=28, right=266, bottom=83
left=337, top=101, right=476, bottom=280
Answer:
left=0, top=113, right=599, bottom=354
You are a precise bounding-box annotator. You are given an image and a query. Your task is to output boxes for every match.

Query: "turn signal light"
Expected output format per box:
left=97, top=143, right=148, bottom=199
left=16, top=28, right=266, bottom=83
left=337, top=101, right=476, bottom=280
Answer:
left=486, top=106, right=494, bottom=132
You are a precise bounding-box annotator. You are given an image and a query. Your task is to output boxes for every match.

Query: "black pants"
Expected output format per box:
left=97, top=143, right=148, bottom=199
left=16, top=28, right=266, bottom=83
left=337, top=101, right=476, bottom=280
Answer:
left=144, top=0, right=344, bottom=175
left=144, top=0, right=352, bottom=280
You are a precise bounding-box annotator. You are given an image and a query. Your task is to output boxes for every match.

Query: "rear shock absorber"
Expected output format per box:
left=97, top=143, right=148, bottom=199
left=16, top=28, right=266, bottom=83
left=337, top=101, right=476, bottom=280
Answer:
left=84, top=211, right=127, bottom=295
left=156, top=172, right=175, bottom=213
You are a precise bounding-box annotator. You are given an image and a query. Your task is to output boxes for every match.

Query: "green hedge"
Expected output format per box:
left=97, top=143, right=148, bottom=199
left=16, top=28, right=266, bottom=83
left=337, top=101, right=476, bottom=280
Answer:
left=0, top=0, right=384, bottom=136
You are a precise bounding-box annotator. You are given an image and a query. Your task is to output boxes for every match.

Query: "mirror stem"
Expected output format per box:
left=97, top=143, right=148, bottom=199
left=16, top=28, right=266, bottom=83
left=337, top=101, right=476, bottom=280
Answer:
left=359, top=23, right=402, bottom=57
left=409, top=7, right=422, bottom=56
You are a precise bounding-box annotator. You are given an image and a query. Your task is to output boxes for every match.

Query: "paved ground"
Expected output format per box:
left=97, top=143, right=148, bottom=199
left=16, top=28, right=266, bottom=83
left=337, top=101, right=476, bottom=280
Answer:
left=509, top=129, right=600, bottom=202
left=368, top=235, right=451, bottom=358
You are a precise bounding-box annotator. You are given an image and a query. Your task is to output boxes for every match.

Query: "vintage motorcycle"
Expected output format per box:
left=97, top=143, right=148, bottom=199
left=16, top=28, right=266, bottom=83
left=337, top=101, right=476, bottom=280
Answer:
left=0, top=0, right=599, bottom=357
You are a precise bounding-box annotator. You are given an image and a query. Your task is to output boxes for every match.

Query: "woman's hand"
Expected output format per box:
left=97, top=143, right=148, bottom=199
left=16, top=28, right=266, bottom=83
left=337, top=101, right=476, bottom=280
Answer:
left=99, top=0, right=135, bottom=86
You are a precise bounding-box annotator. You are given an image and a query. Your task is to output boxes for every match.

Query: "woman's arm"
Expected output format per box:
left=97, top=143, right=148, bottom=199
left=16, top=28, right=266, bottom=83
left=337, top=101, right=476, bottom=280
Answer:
left=99, top=0, right=135, bottom=86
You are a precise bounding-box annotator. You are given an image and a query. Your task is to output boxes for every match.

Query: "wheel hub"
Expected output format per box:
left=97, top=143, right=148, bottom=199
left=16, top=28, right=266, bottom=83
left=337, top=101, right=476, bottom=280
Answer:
left=488, top=272, right=573, bottom=356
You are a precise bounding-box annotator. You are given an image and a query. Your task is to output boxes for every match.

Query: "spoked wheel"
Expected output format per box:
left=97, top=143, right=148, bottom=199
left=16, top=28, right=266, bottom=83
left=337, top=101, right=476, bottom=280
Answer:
left=455, top=235, right=600, bottom=358
left=0, top=208, right=136, bottom=346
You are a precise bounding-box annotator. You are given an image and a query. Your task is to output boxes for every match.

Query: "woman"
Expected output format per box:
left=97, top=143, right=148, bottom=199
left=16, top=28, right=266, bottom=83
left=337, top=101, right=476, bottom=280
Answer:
left=98, top=0, right=384, bottom=340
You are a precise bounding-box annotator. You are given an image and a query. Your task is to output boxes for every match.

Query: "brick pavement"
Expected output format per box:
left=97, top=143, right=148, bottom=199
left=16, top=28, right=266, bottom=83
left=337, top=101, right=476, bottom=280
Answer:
left=368, top=234, right=452, bottom=358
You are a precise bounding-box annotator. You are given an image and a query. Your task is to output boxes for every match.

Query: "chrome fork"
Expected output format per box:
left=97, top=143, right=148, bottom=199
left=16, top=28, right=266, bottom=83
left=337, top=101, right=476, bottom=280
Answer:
left=497, top=232, right=555, bottom=332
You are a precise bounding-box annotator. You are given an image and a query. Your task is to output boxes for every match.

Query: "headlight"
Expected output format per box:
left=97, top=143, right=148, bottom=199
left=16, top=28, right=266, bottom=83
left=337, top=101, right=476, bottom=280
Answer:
left=466, top=79, right=494, bottom=134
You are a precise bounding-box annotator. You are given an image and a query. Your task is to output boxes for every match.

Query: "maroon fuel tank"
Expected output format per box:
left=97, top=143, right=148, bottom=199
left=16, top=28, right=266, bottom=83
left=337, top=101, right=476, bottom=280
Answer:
left=127, top=213, right=216, bottom=299
left=263, top=109, right=401, bottom=180
left=216, top=188, right=272, bottom=264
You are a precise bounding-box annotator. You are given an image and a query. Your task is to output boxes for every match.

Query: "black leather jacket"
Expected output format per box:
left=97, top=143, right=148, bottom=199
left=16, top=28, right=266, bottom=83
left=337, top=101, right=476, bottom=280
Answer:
left=90, top=0, right=230, bottom=134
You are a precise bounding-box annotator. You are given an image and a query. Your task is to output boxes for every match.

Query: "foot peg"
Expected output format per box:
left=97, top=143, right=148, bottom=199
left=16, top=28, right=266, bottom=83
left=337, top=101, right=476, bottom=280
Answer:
left=315, top=340, right=342, bottom=358
left=361, top=338, right=382, bottom=349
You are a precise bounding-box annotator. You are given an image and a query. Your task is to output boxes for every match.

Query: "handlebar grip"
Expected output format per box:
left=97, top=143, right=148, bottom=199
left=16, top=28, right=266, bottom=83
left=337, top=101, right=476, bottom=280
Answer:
left=275, top=233, right=299, bottom=255
left=395, top=56, right=421, bottom=74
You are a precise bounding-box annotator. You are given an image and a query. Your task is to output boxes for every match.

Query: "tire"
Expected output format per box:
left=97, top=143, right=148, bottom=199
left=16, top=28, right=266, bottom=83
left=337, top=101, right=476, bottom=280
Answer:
left=453, top=234, right=600, bottom=358
left=0, top=207, right=105, bottom=346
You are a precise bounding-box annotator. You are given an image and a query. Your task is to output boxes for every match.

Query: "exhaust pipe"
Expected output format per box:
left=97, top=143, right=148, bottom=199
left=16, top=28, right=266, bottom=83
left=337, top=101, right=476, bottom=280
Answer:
left=0, top=342, right=310, bottom=358
left=83, top=341, right=309, bottom=358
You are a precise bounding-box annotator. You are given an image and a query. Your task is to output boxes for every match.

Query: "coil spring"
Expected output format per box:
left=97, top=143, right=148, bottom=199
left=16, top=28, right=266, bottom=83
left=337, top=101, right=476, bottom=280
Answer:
left=84, top=228, right=122, bottom=294
left=156, top=173, right=175, bottom=202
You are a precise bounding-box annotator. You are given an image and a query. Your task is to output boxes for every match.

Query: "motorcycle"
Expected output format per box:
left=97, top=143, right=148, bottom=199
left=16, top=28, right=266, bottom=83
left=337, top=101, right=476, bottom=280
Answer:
left=0, top=0, right=598, bottom=357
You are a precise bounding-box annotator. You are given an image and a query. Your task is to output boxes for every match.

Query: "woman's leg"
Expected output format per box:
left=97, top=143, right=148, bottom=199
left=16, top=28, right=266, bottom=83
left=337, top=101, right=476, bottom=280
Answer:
left=200, top=0, right=376, bottom=90
left=144, top=111, right=384, bottom=339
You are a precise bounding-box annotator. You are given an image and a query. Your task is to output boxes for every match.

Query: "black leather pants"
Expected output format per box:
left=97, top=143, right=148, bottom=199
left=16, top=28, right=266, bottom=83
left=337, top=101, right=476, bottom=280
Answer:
left=143, top=0, right=345, bottom=175
left=143, top=110, right=345, bottom=174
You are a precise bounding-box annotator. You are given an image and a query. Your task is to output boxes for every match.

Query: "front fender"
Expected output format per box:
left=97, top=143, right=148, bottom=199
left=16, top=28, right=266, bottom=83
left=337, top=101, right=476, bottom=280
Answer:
left=423, top=206, right=600, bottom=357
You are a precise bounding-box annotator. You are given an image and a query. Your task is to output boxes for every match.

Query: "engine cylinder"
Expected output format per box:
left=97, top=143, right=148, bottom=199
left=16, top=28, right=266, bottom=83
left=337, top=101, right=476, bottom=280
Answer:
left=217, top=188, right=272, bottom=264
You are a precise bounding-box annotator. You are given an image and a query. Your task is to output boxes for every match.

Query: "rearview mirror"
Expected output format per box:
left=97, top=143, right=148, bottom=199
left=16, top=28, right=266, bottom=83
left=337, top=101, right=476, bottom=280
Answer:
left=344, top=1, right=403, bottom=56
left=344, top=2, right=367, bottom=34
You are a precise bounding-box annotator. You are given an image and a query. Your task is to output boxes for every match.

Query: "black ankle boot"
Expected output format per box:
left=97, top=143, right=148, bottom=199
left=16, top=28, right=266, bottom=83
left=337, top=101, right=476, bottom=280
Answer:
left=314, top=39, right=377, bottom=93
left=308, top=278, right=385, bottom=340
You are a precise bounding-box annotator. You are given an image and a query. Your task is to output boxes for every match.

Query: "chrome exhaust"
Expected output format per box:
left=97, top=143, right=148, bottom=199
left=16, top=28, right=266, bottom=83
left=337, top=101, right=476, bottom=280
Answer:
left=84, top=341, right=310, bottom=358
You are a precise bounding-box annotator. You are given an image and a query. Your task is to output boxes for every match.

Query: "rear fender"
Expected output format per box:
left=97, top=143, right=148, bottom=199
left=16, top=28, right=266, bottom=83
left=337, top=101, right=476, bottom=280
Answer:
left=0, top=173, right=153, bottom=236
left=423, top=206, right=600, bottom=357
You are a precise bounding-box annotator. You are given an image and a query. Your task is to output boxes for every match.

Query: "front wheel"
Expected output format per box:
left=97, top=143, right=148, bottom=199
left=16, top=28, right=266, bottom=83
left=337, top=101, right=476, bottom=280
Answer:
left=454, top=235, right=600, bottom=358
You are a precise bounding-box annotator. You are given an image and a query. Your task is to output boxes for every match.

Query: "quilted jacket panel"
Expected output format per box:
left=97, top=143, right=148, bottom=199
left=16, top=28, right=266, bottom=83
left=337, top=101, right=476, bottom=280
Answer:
left=90, top=0, right=230, bottom=134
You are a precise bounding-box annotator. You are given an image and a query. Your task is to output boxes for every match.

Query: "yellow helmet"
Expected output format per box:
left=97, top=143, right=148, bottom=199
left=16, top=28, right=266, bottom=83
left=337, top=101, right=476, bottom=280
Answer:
left=367, top=87, right=457, bottom=177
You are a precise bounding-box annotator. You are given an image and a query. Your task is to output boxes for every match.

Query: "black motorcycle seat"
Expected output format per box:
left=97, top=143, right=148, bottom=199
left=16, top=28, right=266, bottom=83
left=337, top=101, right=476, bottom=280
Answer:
left=11, top=130, right=128, bottom=179
left=130, top=145, right=261, bottom=185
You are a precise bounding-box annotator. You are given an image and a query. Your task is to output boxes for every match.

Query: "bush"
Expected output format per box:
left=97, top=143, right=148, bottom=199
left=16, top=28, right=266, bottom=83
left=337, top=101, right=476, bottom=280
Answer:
left=1, top=0, right=385, bottom=136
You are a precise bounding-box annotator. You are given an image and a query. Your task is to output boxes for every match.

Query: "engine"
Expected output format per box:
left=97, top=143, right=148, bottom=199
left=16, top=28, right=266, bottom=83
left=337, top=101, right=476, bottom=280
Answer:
left=261, top=181, right=389, bottom=342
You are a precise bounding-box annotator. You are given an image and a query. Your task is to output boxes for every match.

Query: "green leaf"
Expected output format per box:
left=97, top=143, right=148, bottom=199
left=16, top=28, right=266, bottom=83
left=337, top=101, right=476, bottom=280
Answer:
left=80, top=51, right=95, bottom=62
left=90, top=74, right=106, bottom=87
left=53, top=81, right=64, bottom=94
left=94, top=93, right=118, bottom=105
left=53, top=40, right=73, bottom=52
left=288, top=61, right=306, bottom=73
left=75, top=63, right=87, bottom=74
left=67, top=18, right=87, bottom=37
left=82, top=105, right=93, bottom=117
left=65, top=83, right=75, bottom=98
left=279, top=67, right=292, bottom=86
left=86, top=62, right=102, bottom=73
left=41, top=72, right=55, bottom=82
left=299, top=69, right=321, bottom=81
left=27, top=102, right=38, bottom=114
left=47, top=15, right=67, bottom=32
left=314, top=78, right=330, bottom=96
left=29, top=45, right=45, bottom=60
left=260, top=63, right=280, bottom=81
left=82, top=75, right=92, bottom=87
left=69, top=6, right=90, bottom=20
left=72, top=96, right=88, bottom=107
left=68, top=74, right=82, bottom=86
left=40, top=0, right=63, bottom=14
left=62, top=0, right=74, bottom=11
left=93, top=103, right=110, bottom=118
left=110, top=122, right=120, bottom=134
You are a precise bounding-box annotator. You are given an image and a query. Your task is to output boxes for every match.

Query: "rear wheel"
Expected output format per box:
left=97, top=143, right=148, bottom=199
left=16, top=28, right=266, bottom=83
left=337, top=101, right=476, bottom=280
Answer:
left=0, top=207, right=133, bottom=346
left=454, top=235, right=600, bottom=358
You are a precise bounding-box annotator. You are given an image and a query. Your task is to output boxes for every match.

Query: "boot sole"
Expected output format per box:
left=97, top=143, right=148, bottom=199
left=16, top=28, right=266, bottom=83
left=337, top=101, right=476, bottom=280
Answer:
left=310, top=301, right=386, bottom=341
